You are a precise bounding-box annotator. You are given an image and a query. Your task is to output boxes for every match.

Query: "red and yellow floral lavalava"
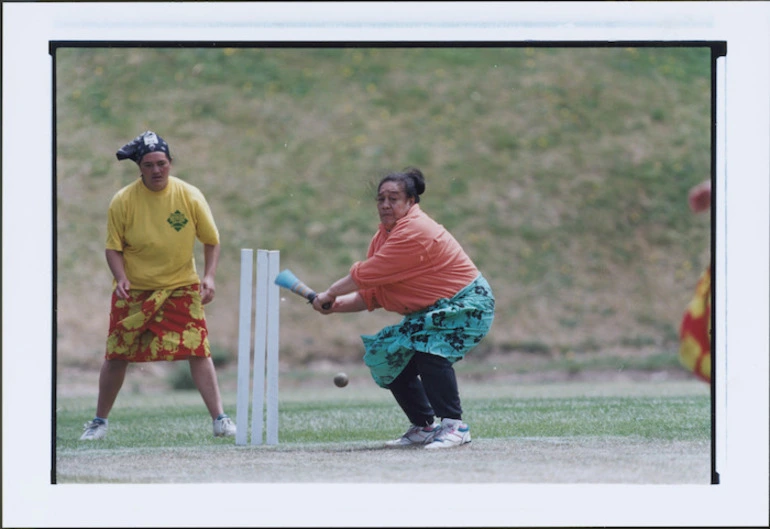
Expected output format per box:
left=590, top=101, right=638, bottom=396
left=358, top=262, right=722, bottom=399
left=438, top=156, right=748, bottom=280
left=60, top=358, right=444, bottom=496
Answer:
left=105, top=284, right=210, bottom=362
left=679, top=267, right=711, bottom=383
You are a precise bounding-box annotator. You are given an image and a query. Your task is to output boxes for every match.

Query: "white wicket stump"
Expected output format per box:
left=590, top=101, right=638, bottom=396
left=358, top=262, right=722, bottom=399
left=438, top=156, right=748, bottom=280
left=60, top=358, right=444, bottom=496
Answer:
left=236, top=249, right=280, bottom=445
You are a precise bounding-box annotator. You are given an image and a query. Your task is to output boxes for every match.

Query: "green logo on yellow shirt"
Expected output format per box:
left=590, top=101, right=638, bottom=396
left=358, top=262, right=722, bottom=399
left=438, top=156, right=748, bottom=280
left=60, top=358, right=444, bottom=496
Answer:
left=167, top=210, right=189, bottom=232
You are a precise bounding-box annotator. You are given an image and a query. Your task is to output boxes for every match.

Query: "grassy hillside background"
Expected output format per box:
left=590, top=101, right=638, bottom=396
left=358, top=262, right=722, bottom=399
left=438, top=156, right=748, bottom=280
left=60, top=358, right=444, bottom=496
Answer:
left=55, top=45, right=712, bottom=374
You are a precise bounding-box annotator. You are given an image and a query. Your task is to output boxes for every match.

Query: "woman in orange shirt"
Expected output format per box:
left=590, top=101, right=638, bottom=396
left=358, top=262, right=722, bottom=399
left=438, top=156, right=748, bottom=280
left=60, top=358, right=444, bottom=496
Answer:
left=313, top=167, right=495, bottom=449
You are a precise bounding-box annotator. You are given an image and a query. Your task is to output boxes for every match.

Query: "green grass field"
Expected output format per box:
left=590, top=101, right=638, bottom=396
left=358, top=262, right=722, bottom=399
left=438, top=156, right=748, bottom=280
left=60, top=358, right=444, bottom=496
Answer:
left=53, top=41, right=714, bottom=489
left=55, top=371, right=711, bottom=484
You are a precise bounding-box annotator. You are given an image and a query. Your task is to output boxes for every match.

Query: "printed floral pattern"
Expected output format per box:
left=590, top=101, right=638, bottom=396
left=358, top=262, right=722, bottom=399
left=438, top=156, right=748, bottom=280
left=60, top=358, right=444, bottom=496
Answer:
left=105, top=284, right=210, bottom=362
left=679, top=266, right=711, bottom=383
left=362, top=275, right=495, bottom=388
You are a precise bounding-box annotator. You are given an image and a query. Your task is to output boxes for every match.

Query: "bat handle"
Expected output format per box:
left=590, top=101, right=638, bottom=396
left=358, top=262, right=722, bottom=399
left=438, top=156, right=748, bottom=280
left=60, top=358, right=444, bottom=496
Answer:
left=307, top=292, right=332, bottom=310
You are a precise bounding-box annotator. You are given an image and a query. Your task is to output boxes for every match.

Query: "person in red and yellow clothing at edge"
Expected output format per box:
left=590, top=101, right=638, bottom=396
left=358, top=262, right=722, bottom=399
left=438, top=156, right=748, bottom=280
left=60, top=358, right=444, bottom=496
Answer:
left=679, top=179, right=712, bottom=383
left=312, top=167, right=495, bottom=449
left=79, top=131, right=236, bottom=440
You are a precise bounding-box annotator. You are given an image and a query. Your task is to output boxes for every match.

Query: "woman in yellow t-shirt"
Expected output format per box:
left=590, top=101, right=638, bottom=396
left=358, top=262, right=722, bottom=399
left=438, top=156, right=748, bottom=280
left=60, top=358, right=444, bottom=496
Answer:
left=79, top=131, right=236, bottom=441
left=312, top=167, right=495, bottom=449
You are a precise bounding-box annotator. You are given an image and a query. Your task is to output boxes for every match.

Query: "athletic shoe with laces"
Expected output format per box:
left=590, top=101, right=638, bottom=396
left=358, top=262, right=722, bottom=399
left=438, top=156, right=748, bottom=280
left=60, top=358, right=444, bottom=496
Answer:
left=79, top=418, right=108, bottom=441
left=384, top=421, right=441, bottom=447
left=424, top=418, right=471, bottom=449
left=213, top=414, right=236, bottom=437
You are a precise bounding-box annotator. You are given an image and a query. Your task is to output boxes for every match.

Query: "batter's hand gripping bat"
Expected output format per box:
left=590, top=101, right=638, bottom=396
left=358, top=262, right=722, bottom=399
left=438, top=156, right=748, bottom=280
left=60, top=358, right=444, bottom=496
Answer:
left=274, top=269, right=332, bottom=310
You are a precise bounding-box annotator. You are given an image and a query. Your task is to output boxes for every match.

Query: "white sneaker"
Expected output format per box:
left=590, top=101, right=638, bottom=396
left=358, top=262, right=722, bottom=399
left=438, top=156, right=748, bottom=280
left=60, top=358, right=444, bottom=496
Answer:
left=79, top=419, right=108, bottom=441
left=213, top=415, right=236, bottom=437
left=424, top=418, right=471, bottom=449
left=385, top=421, right=441, bottom=447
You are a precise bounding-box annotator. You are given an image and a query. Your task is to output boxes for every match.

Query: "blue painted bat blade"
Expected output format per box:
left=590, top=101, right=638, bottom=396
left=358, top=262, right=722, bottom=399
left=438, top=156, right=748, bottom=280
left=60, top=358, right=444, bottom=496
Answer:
left=274, top=269, right=331, bottom=309
left=274, top=269, right=317, bottom=302
left=274, top=269, right=301, bottom=290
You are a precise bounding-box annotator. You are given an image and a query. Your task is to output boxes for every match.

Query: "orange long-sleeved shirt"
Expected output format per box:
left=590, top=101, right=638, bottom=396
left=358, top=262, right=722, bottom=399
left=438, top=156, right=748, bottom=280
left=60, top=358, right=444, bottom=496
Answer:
left=350, top=204, right=479, bottom=315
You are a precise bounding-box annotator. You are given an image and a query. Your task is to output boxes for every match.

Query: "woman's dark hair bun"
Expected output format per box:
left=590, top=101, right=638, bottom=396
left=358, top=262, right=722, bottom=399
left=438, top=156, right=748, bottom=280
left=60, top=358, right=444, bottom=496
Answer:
left=403, top=167, right=426, bottom=196
left=377, top=166, right=426, bottom=203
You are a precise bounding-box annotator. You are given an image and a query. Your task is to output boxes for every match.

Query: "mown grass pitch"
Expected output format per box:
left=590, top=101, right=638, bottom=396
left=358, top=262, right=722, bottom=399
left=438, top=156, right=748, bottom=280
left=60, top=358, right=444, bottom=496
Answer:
left=55, top=377, right=710, bottom=484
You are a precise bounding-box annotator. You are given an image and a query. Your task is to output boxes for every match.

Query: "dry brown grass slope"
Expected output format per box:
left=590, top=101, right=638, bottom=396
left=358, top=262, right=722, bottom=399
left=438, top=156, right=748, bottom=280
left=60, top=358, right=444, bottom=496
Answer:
left=54, top=46, right=712, bottom=369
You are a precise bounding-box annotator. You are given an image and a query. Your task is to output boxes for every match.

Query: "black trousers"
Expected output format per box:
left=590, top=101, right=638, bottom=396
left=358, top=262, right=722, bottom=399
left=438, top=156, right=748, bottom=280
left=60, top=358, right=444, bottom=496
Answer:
left=385, top=351, right=462, bottom=426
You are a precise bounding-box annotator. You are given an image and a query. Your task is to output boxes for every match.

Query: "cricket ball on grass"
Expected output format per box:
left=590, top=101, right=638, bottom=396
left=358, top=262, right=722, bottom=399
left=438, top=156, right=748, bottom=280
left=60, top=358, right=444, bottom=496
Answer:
left=333, top=372, right=349, bottom=388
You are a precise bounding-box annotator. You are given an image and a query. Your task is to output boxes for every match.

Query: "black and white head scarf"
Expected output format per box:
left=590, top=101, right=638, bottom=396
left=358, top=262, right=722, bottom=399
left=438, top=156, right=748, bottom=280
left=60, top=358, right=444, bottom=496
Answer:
left=116, top=131, right=171, bottom=163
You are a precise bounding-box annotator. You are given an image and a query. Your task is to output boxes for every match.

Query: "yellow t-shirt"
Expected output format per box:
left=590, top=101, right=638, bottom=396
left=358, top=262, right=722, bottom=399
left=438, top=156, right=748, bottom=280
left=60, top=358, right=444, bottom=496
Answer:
left=105, top=176, right=220, bottom=290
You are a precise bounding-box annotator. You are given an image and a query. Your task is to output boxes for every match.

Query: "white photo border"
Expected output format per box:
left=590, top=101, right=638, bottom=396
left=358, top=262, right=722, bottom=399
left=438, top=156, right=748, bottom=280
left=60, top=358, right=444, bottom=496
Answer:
left=3, top=2, right=768, bottom=527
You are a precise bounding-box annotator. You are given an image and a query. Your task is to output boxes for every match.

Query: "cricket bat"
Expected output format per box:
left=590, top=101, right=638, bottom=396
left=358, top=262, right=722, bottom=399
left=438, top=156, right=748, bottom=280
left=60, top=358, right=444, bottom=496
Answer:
left=274, top=269, right=332, bottom=309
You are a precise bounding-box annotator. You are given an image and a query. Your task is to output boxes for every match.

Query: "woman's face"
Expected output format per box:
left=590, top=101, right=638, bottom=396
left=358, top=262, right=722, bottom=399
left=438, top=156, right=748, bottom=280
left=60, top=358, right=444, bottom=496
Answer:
left=138, top=151, right=171, bottom=191
left=377, top=180, right=414, bottom=230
